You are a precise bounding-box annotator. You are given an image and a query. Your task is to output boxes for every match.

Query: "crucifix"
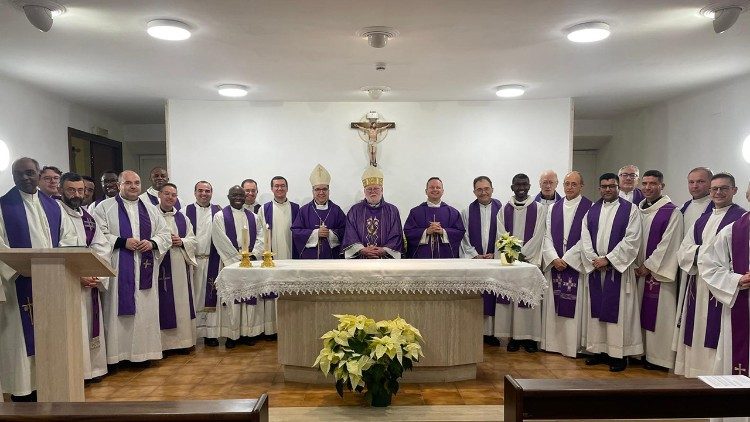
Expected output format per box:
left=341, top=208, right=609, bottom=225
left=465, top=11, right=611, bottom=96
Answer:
left=22, top=297, right=34, bottom=325
left=351, top=111, right=395, bottom=167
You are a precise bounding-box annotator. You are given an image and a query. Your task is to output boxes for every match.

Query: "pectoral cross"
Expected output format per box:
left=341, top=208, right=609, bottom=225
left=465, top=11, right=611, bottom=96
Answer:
left=734, top=363, right=747, bottom=375
left=22, top=298, right=34, bottom=325
left=317, top=222, right=327, bottom=259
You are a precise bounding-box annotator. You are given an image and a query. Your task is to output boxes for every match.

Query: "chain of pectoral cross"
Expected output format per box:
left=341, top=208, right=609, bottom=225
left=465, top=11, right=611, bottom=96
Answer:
left=22, top=297, right=34, bottom=325
left=315, top=208, right=332, bottom=259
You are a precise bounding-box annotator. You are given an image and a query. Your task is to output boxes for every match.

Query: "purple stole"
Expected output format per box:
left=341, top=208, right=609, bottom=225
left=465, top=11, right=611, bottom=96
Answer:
left=586, top=197, right=632, bottom=324
left=680, top=198, right=715, bottom=215
left=730, top=212, right=750, bottom=375
left=80, top=207, right=102, bottom=342
left=550, top=196, right=593, bottom=318
left=114, top=195, right=154, bottom=316
left=468, top=199, right=502, bottom=316
left=639, top=202, right=677, bottom=332
left=683, top=204, right=745, bottom=348
left=186, top=203, right=222, bottom=309
left=157, top=210, right=195, bottom=330
left=146, top=191, right=181, bottom=211
left=222, top=206, right=258, bottom=305
left=263, top=201, right=300, bottom=258
left=0, top=188, right=62, bottom=356
left=630, top=188, right=645, bottom=205
left=497, top=200, right=538, bottom=306
left=534, top=191, right=561, bottom=203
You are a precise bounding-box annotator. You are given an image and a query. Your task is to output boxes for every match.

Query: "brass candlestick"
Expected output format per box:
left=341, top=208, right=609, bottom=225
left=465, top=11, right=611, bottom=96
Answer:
left=239, top=251, right=252, bottom=268
left=261, top=250, right=275, bottom=268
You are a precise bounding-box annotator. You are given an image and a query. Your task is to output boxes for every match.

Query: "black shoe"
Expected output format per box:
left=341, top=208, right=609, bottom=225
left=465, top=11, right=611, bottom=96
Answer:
left=585, top=354, right=606, bottom=366
left=609, top=357, right=627, bottom=372
left=11, top=391, right=37, bottom=402
left=175, top=347, right=192, bottom=355
left=483, top=335, right=501, bottom=346
left=225, top=338, right=237, bottom=349
left=506, top=339, right=520, bottom=352
left=84, top=376, right=103, bottom=386
left=204, top=338, right=220, bottom=347
left=239, top=336, right=257, bottom=346
left=264, top=333, right=278, bottom=341
left=127, top=360, right=151, bottom=369
left=643, top=360, right=667, bottom=371
left=107, top=363, right=119, bottom=374
left=522, top=340, right=538, bottom=353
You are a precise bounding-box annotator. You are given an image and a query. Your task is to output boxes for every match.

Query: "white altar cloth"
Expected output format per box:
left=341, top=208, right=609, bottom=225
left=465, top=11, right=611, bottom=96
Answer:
left=215, top=259, right=547, bottom=306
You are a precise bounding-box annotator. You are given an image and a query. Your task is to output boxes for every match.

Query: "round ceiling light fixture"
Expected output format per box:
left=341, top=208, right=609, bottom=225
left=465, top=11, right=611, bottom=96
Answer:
left=356, top=26, right=399, bottom=48
left=700, top=2, right=748, bottom=33
left=11, top=0, right=66, bottom=32
left=565, top=22, right=611, bottom=43
left=217, top=84, right=249, bottom=98
left=361, top=86, right=391, bottom=100
left=495, top=85, right=526, bottom=98
left=147, top=19, right=192, bottom=41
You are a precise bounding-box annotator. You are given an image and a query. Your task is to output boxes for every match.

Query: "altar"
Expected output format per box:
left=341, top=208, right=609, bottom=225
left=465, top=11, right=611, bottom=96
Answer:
left=215, top=259, right=546, bottom=383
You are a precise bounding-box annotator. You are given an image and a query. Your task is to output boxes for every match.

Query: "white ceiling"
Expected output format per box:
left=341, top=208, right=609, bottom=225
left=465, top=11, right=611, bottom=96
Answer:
left=1, top=0, right=749, bottom=124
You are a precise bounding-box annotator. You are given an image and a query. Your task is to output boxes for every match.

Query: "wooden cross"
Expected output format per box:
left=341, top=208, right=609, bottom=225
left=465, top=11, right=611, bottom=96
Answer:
left=22, top=297, right=34, bottom=326
left=734, top=363, right=746, bottom=375
left=351, top=113, right=396, bottom=167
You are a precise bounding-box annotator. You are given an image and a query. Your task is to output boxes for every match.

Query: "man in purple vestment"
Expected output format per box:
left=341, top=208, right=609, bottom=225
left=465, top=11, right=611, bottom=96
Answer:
left=404, top=177, right=464, bottom=259
left=618, top=164, right=645, bottom=204
left=460, top=176, right=503, bottom=346
left=535, top=170, right=561, bottom=208
left=342, top=166, right=403, bottom=259
left=291, top=164, right=346, bottom=259
left=39, top=165, right=62, bottom=199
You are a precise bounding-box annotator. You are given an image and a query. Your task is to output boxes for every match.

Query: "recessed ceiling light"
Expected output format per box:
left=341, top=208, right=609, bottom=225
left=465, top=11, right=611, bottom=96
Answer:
left=147, top=19, right=191, bottom=41
left=361, top=86, right=390, bottom=100
left=495, top=85, right=526, bottom=98
left=217, top=84, right=249, bottom=98
left=565, top=22, right=611, bottom=43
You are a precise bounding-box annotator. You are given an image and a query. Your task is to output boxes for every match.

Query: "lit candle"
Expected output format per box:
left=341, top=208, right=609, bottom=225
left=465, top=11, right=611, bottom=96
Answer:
left=265, top=224, right=271, bottom=252
left=241, top=225, right=249, bottom=253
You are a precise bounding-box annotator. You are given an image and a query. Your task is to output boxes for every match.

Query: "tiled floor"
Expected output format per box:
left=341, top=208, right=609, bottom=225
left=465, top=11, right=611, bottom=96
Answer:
left=85, top=339, right=676, bottom=406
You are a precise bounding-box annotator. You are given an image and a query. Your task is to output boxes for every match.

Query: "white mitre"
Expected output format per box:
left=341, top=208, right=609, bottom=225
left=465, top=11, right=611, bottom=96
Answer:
left=361, top=166, right=383, bottom=187
left=310, top=164, right=331, bottom=187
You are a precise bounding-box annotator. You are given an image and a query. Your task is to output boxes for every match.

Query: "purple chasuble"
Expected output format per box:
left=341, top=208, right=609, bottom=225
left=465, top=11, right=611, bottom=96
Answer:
left=0, top=187, right=62, bottom=356
left=497, top=200, right=538, bottom=306
left=262, top=201, right=300, bottom=258
left=147, top=191, right=181, bottom=211
left=467, top=199, right=502, bottom=316
left=640, top=202, right=677, bottom=332
left=730, top=211, right=750, bottom=375
left=550, top=196, right=593, bottom=318
left=158, top=210, right=195, bottom=330
left=222, top=206, right=258, bottom=305
left=534, top=191, right=562, bottom=203
left=114, top=195, right=154, bottom=316
left=81, top=207, right=102, bottom=340
left=682, top=204, right=745, bottom=347
left=186, top=203, right=222, bottom=308
left=586, top=197, right=632, bottom=324
left=404, top=202, right=465, bottom=259
left=342, top=199, right=403, bottom=257
left=291, top=200, right=346, bottom=259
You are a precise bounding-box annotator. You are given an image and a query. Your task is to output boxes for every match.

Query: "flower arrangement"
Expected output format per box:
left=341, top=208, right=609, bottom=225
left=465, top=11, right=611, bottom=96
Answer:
left=313, top=314, right=424, bottom=407
left=496, top=232, right=523, bottom=265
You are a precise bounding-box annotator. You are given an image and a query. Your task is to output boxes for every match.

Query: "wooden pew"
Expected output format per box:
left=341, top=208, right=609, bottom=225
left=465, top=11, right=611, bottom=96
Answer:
left=504, top=375, right=750, bottom=421
left=0, top=396, right=268, bottom=421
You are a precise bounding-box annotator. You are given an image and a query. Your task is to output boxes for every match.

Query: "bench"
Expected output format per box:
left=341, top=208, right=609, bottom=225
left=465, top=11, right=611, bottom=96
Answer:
left=0, top=395, right=268, bottom=422
left=504, top=375, right=750, bottom=421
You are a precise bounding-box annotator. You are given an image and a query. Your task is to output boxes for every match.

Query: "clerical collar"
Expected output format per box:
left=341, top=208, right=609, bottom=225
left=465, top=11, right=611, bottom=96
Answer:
left=274, top=198, right=289, bottom=205
left=119, top=194, right=138, bottom=204
left=427, top=200, right=442, bottom=208
left=540, top=193, right=556, bottom=200
left=513, top=196, right=529, bottom=206
left=693, top=195, right=710, bottom=203
left=365, top=199, right=382, bottom=208
left=18, top=189, right=36, bottom=200
left=565, top=195, right=582, bottom=204
left=230, top=205, right=244, bottom=211
left=642, top=196, right=662, bottom=209
left=160, top=206, right=175, bottom=214
left=197, top=203, right=211, bottom=208
left=314, top=201, right=329, bottom=210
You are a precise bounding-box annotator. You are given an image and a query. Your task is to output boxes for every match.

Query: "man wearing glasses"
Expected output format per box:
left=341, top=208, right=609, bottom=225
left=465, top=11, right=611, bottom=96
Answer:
left=677, top=173, right=744, bottom=377
left=581, top=173, right=643, bottom=372
left=618, top=165, right=644, bottom=204
left=39, top=165, right=62, bottom=199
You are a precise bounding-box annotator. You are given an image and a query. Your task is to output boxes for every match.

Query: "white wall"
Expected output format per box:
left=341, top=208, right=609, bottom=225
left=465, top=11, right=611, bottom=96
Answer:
left=596, top=74, right=750, bottom=205
left=167, top=99, right=573, bottom=215
left=0, top=74, right=123, bottom=192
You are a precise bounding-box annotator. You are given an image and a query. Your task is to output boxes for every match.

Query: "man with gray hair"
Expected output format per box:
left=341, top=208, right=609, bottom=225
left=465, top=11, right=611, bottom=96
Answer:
left=618, top=165, right=644, bottom=204
left=535, top=170, right=561, bottom=210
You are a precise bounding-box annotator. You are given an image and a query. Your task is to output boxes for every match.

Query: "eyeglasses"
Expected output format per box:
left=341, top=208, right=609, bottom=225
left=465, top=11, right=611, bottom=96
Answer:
left=474, top=187, right=492, bottom=193
left=41, top=176, right=60, bottom=182
left=710, top=186, right=734, bottom=193
left=599, top=184, right=618, bottom=190
left=314, top=187, right=329, bottom=193
left=365, top=187, right=382, bottom=193
left=619, top=173, right=638, bottom=179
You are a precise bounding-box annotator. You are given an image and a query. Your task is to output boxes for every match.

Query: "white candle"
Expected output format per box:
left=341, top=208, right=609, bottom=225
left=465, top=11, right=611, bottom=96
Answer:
left=241, top=225, right=249, bottom=253
left=265, top=224, right=271, bottom=252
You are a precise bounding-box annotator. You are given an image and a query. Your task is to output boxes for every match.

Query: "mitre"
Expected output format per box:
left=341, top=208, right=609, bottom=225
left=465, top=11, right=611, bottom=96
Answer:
left=309, top=164, right=331, bottom=187
left=361, top=166, right=383, bottom=187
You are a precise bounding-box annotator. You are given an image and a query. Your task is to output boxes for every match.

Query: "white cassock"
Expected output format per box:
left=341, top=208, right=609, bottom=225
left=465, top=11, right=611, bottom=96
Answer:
left=211, top=207, right=266, bottom=339
left=581, top=199, right=643, bottom=358
left=541, top=195, right=588, bottom=357
left=92, top=195, right=172, bottom=364
left=460, top=200, right=500, bottom=336
left=494, top=196, right=545, bottom=341
left=188, top=203, right=220, bottom=339
left=700, top=221, right=750, bottom=422
left=159, top=208, right=198, bottom=351
left=682, top=195, right=713, bottom=231
left=60, top=202, right=112, bottom=380
left=0, top=189, right=77, bottom=396
left=636, top=196, right=683, bottom=368
left=257, top=200, right=294, bottom=260
left=675, top=205, right=740, bottom=376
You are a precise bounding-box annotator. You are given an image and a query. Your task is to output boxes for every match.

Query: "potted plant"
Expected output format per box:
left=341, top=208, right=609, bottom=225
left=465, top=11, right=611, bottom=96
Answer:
left=313, top=314, right=424, bottom=407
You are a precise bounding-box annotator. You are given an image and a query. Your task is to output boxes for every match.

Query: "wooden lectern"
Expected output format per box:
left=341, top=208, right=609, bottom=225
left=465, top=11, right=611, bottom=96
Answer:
left=0, top=247, right=115, bottom=402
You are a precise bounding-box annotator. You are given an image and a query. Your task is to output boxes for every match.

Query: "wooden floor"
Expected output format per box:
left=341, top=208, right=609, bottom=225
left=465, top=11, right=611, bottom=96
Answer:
left=85, top=338, right=677, bottom=407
